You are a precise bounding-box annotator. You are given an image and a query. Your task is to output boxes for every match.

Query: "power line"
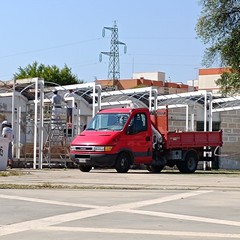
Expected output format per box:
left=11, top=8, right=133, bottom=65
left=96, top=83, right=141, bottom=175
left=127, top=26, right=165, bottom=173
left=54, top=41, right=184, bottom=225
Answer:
left=127, top=53, right=202, bottom=58
left=122, top=36, right=198, bottom=40
left=0, top=38, right=101, bottom=59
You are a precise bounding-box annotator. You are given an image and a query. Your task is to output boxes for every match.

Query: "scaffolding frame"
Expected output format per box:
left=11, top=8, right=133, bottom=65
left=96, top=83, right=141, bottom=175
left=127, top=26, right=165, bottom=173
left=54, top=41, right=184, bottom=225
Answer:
left=12, top=78, right=102, bottom=169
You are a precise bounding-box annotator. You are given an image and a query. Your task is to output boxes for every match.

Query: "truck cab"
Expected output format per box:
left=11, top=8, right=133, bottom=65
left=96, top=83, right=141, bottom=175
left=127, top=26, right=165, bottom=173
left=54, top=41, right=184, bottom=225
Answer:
left=70, top=108, right=153, bottom=173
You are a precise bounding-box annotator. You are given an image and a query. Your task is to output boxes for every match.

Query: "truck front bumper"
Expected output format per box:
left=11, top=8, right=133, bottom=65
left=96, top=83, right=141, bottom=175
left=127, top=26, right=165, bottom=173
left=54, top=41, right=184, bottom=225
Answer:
left=70, top=153, right=118, bottom=167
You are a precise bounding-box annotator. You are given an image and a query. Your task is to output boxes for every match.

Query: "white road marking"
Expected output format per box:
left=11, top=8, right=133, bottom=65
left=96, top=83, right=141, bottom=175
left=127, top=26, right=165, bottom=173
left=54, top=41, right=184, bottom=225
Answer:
left=0, top=190, right=211, bottom=210
left=126, top=209, right=240, bottom=227
left=0, top=189, right=239, bottom=238
left=0, top=194, right=99, bottom=208
left=0, top=208, right=115, bottom=236
left=112, top=190, right=212, bottom=210
left=42, top=226, right=240, bottom=238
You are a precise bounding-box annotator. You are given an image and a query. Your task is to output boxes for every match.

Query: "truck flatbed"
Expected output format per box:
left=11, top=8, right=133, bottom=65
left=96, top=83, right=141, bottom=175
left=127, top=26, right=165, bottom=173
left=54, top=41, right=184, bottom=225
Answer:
left=164, top=131, right=223, bottom=149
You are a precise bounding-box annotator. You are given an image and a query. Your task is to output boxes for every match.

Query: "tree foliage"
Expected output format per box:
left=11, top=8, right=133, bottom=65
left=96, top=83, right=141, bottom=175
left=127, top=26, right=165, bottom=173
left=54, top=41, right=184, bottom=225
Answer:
left=14, top=61, right=83, bottom=86
left=196, top=0, right=240, bottom=95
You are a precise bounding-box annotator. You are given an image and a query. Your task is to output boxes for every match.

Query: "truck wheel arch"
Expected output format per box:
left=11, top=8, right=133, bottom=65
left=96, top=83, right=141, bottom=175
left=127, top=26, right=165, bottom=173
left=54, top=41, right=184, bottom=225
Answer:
left=117, top=149, right=134, bottom=165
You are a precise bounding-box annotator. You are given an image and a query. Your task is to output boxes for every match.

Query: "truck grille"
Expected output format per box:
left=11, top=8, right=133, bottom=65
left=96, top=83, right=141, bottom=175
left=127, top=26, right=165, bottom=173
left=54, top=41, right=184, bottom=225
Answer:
left=74, top=146, right=94, bottom=151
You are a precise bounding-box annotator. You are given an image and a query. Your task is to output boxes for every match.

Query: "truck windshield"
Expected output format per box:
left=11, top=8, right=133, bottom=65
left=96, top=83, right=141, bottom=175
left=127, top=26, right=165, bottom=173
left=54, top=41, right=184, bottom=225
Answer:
left=86, top=113, right=129, bottom=131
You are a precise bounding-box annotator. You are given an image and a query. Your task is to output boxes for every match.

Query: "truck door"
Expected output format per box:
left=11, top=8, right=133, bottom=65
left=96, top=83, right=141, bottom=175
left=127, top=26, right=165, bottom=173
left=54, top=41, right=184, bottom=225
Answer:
left=126, top=112, right=152, bottom=164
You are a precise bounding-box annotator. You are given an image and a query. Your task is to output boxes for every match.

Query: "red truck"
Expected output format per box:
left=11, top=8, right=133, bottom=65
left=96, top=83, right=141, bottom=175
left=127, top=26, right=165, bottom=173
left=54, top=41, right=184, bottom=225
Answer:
left=70, top=108, right=222, bottom=173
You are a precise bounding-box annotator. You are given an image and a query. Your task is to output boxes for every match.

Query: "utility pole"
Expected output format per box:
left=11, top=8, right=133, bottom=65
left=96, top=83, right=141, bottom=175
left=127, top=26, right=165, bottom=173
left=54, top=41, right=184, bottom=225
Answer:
left=100, top=21, right=127, bottom=89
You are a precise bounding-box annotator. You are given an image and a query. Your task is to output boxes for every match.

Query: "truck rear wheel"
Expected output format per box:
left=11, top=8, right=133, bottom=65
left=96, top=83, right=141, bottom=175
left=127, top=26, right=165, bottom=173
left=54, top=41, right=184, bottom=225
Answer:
left=79, top=165, right=92, bottom=172
left=115, top=152, right=131, bottom=173
left=177, top=151, right=198, bottom=173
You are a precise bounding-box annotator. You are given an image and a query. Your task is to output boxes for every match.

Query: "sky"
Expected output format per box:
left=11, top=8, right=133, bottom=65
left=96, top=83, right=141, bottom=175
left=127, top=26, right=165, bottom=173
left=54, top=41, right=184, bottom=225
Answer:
left=0, top=0, right=206, bottom=84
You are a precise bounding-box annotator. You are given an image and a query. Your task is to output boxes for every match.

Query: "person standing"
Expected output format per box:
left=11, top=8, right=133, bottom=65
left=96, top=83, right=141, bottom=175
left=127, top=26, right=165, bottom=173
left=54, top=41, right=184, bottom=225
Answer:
left=51, top=90, right=63, bottom=127
left=64, top=89, right=76, bottom=124
left=1, top=120, right=14, bottom=168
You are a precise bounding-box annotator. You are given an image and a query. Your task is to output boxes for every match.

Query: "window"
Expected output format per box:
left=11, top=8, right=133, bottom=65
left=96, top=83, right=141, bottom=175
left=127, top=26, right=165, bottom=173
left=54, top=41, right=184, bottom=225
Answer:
left=87, top=113, right=129, bottom=131
left=128, top=113, right=147, bottom=134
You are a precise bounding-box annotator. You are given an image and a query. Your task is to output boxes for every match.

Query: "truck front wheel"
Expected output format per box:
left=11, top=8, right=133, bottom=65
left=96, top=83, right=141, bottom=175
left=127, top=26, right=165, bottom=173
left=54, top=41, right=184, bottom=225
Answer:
left=115, top=152, right=131, bottom=173
left=79, top=165, right=92, bottom=172
left=177, top=151, right=198, bottom=173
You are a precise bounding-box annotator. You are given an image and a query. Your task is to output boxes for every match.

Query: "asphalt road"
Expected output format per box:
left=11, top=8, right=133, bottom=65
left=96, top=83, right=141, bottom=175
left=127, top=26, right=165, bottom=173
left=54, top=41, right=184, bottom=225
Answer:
left=0, top=169, right=240, bottom=240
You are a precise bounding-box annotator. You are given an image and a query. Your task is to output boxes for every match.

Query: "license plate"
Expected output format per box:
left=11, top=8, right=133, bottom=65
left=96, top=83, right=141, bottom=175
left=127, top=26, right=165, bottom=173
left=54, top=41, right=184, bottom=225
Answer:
left=76, top=158, right=89, bottom=163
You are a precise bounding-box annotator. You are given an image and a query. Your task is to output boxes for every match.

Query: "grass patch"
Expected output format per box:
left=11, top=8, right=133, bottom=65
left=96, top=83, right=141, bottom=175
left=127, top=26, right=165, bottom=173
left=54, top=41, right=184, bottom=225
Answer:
left=0, top=183, right=154, bottom=190
left=0, top=170, right=28, bottom=177
left=0, top=183, right=69, bottom=189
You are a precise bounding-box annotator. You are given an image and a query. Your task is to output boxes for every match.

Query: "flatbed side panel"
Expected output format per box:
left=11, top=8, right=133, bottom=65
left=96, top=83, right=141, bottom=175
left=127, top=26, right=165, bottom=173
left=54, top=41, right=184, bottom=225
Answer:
left=164, top=131, right=222, bottom=149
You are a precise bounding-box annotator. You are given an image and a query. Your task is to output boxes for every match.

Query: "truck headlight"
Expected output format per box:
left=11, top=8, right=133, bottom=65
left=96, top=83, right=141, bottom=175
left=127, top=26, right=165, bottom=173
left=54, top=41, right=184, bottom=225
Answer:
left=94, top=146, right=104, bottom=151
left=94, top=146, right=113, bottom=152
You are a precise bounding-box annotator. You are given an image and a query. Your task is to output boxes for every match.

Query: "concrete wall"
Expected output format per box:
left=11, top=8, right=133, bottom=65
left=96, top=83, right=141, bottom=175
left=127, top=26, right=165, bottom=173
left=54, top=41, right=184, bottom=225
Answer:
left=219, top=110, right=240, bottom=169
left=168, top=107, right=191, bottom=132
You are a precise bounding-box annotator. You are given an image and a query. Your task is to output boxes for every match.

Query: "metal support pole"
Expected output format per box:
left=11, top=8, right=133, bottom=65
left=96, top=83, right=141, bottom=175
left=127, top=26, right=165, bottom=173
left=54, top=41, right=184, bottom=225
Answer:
left=97, top=85, right=102, bottom=112
left=76, top=99, right=81, bottom=135
left=33, top=78, right=39, bottom=169
left=203, top=91, right=207, bottom=171
left=153, top=89, right=158, bottom=112
left=204, top=91, right=207, bottom=132
left=185, top=105, right=189, bottom=131
left=208, top=92, right=213, bottom=168
left=208, top=92, right=213, bottom=132
left=190, top=105, right=195, bottom=131
left=149, top=87, right=152, bottom=111
left=92, top=84, right=96, bottom=117
left=11, top=79, right=16, bottom=161
left=38, top=79, right=44, bottom=169
left=16, top=105, right=21, bottom=160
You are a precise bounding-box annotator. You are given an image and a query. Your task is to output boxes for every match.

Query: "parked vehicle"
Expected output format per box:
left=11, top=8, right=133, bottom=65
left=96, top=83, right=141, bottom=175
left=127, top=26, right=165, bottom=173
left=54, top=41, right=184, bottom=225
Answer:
left=70, top=108, right=222, bottom=173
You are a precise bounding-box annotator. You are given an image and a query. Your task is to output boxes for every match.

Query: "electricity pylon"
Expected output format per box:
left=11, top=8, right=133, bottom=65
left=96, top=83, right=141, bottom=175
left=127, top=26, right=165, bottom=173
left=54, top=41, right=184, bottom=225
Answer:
left=100, top=21, right=127, bottom=89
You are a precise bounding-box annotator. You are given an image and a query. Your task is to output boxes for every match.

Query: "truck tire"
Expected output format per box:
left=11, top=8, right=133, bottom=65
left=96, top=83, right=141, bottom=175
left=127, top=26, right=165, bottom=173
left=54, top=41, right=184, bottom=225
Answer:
left=115, top=152, right=131, bottom=173
left=177, top=151, right=198, bottom=173
left=79, top=165, right=92, bottom=172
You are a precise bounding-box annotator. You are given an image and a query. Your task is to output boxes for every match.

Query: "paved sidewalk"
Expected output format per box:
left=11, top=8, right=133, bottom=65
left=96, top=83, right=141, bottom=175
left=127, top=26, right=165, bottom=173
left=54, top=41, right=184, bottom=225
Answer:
left=1, top=168, right=240, bottom=190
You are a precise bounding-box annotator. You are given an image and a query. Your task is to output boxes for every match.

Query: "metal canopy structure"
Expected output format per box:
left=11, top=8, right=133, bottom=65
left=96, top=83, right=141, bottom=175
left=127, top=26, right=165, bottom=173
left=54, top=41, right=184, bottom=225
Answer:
left=96, top=89, right=220, bottom=133
left=55, top=82, right=102, bottom=117
left=98, top=87, right=158, bottom=110
left=156, top=90, right=210, bottom=106
left=155, top=90, right=210, bottom=131
left=2, top=77, right=240, bottom=170
left=211, top=96, right=240, bottom=113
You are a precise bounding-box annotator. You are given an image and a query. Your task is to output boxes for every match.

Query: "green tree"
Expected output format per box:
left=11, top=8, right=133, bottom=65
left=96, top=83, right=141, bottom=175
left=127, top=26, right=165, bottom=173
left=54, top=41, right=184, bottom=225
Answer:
left=196, top=0, right=240, bottom=95
left=14, top=61, right=83, bottom=85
